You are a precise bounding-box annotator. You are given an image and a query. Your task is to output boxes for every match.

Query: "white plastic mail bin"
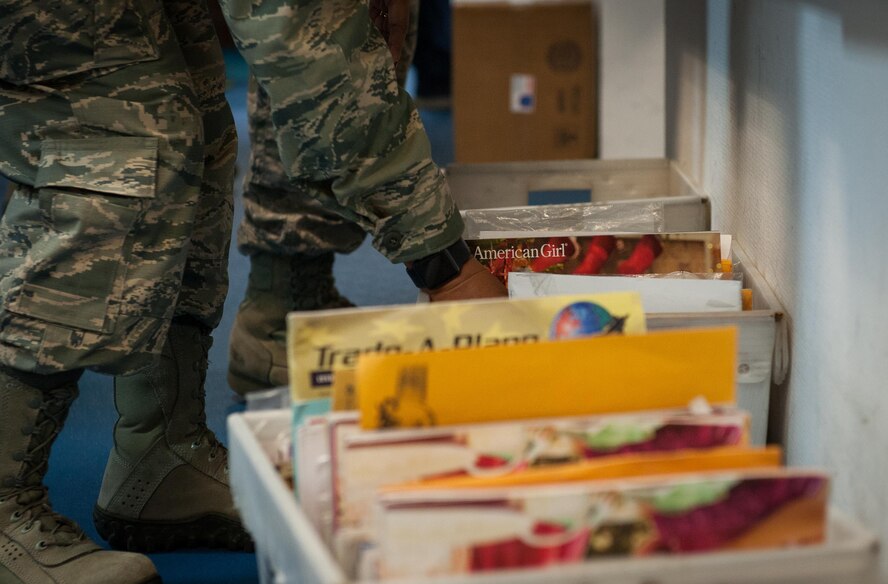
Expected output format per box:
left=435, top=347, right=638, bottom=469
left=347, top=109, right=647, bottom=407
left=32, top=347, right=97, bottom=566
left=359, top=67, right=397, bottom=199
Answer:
left=499, top=241, right=785, bottom=445
left=446, top=157, right=784, bottom=444
left=646, top=241, right=785, bottom=445
left=446, top=158, right=710, bottom=233
left=228, top=410, right=879, bottom=584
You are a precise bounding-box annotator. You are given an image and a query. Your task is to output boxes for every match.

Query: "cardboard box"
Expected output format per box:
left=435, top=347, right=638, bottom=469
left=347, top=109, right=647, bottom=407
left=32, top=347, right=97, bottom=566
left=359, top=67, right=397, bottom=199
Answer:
left=453, top=1, right=598, bottom=163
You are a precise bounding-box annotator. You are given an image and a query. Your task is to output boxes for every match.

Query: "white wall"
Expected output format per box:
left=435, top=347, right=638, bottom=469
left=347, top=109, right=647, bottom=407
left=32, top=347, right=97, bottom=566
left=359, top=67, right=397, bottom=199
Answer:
left=597, top=0, right=666, bottom=159
left=667, top=0, right=888, bottom=578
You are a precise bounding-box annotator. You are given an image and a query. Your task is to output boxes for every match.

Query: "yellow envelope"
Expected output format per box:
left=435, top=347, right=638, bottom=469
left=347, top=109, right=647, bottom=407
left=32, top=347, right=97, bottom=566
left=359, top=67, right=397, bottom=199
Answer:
left=385, top=446, right=782, bottom=491
left=331, top=369, right=358, bottom=411
left=357, top=327, right=736, bottom=429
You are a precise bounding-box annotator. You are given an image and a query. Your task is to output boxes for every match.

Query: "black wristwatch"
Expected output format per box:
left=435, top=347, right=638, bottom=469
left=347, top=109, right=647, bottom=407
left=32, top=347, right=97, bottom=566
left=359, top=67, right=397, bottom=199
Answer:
left=406, top=238, right=472, bottom=290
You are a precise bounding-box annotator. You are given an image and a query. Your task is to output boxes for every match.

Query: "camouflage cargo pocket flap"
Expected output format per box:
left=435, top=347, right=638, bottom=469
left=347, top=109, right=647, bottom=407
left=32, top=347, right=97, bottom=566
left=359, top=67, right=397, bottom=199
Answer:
left=35, top=137, right=158, bottom=199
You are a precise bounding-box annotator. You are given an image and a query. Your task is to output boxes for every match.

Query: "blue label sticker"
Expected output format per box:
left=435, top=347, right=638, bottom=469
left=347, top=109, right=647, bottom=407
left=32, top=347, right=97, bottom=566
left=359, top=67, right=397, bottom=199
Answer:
left=528, top=189, right=592, bottom=206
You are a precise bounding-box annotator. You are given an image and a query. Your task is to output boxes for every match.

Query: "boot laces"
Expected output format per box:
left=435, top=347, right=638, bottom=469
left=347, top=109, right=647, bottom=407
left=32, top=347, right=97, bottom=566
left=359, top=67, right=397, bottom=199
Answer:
left=3, top=387, right=84, bottom=547
left=4, top=485, right=84, bottom=547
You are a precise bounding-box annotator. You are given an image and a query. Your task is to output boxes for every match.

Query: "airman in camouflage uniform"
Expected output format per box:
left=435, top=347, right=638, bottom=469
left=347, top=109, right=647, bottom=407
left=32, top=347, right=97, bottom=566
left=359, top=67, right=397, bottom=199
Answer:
left=224, top=0, right=506, bottom=394
left=0, top=1, right=243, bottom=581
left=226, top=0, right=428, bottom=393
left=0, top=0, right=499, bottom=577
left=225, top=0, right=506, bottom=393
left=0, top=1, right=236, bottom=376
left=235, top=16, right=417, bottom=265
left=237, top=0, right=418, bottom=263
left=221, top=0, right=464, bottom=264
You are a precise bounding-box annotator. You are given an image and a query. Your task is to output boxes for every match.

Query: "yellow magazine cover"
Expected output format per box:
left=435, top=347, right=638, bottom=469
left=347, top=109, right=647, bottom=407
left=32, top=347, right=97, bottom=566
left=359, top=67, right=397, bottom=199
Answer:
left=287, top=292, right=646, bottom=401
left=356, top=327, right=737, bottom=429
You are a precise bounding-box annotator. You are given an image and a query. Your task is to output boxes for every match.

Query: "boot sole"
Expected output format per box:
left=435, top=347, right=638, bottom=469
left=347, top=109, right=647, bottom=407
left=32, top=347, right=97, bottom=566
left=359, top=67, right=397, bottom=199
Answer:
left=93, top=506, right=255, bottom=553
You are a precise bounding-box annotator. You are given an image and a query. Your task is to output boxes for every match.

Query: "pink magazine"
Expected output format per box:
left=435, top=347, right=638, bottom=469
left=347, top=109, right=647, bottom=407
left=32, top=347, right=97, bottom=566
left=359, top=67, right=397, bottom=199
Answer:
left=330, top=407, right=749, bottom=535
left=375, top=468, right=828, bottom=579
left=295, top=411, right=358, bottom=545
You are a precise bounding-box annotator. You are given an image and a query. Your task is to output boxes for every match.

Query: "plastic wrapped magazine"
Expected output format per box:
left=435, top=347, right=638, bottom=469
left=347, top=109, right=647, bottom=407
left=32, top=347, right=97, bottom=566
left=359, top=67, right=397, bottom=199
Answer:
left=461, top=201, right=665, bottom=239
left=467, top=232, right=724, bottom=287
left=623, top=271, right=743, bottom=281
left=508, top=272, right=744, bottom=313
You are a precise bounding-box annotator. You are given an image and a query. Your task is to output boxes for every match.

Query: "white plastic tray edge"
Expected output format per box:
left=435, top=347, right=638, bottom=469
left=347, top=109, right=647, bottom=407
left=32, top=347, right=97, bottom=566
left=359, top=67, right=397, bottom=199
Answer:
left=229, top=411, right=348, bottom=584
left=732, top=240, right=789, bottom=385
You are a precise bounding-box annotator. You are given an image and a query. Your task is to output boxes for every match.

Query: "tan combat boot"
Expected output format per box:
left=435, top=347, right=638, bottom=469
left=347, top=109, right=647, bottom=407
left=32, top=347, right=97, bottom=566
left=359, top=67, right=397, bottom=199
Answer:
left=93, top=323, right=252, bottom=552
left=227, top=251, right=353, bottom=395
left=0, top=368, right=160, bottom=584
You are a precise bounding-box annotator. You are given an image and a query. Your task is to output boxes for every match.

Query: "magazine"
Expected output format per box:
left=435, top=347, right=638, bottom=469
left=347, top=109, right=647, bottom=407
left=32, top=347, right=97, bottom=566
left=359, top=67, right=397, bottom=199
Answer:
left=287, top=292, right=646, bottom=401
left=468, top=232, right=723, bottom=286
left=331, top=408, right=750, bottom=535
left=375, top=466, right=828, bottom=578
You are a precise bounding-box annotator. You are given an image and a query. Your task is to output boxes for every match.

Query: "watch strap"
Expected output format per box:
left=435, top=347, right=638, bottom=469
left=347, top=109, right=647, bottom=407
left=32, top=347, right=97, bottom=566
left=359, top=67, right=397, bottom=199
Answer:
left=406, top=239, right=472, bottom=290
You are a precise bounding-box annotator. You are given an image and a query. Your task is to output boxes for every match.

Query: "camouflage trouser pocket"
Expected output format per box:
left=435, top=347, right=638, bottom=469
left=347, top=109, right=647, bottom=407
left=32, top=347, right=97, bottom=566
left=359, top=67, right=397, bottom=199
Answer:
left=0, top=0, right=159, bottom=85
left=8, top=137, right=159, bottom=334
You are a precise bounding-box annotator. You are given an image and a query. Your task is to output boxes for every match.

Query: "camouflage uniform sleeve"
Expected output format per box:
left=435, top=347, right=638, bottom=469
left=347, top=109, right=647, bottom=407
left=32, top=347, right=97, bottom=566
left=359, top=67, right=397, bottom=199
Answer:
left=219, top=0, right=464, bottom=263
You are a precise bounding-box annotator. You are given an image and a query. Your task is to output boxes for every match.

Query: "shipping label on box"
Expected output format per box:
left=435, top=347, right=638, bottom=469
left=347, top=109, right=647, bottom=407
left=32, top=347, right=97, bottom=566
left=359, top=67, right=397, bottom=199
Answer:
left=454, top=1, right=598, bottom=162
left=510, top=74, right=537, bottom=113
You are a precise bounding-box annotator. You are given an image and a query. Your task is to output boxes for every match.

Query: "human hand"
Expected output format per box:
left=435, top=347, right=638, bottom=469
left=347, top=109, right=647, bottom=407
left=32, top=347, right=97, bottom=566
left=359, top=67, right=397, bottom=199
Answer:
left=370, top=0, right=410, bottom=67
left=426, top=258, right=509, bottom=302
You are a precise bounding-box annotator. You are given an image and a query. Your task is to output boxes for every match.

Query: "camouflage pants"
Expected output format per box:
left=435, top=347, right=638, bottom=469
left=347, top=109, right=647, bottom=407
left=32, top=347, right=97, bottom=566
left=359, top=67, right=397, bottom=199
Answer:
left=237, top=0, right=419, bottom=258
left=220, top=0, right=463, bottom=264
left=0, top=0, right=236, bottom=375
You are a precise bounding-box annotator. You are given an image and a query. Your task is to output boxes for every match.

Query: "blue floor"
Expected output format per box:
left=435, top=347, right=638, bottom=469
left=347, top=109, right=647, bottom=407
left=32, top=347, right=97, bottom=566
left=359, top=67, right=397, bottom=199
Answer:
left=42, top=52, right=453, bottom=583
